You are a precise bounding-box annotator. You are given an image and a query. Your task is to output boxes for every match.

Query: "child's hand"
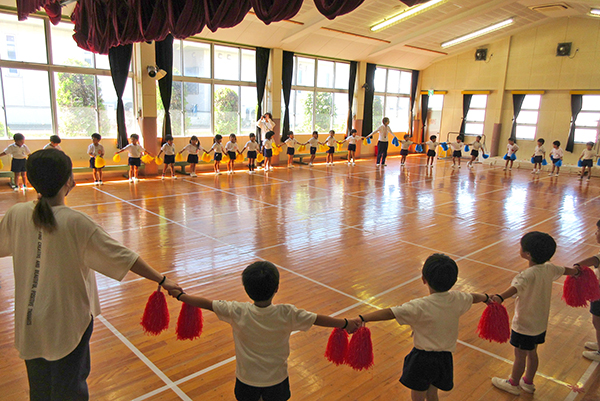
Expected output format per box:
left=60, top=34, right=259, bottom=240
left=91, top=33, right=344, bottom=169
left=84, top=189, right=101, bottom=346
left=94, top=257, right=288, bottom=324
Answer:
left=345, top=318, right=360, bottom=333
left=161, top=278, right=183, bottom=294
left=490, top=294, right=503, bottom=304
left=167, top=287, right=184, bottom=299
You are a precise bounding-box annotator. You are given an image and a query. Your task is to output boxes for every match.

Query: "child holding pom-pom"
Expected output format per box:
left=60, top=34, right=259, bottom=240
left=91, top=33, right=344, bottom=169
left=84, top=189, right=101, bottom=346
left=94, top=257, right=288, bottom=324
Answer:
left=168, top=261, right=357, bottom=401
left=351, top=254, right=489, bottom=401
left=491, top=232, right=580, bottom=396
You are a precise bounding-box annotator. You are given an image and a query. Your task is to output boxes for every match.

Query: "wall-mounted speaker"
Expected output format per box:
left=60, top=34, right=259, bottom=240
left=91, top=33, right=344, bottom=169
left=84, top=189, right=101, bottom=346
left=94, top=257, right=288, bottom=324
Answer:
left=475, top=48, right=487, bottom=61
left=556, top=42, right=571, bottom=56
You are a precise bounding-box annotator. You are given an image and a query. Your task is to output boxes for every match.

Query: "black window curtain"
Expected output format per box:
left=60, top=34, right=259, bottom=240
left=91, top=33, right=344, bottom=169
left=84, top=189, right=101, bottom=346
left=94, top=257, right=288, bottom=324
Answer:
left=281, top=50, right=294, bottom=141
left=510, top=94, right=525, bottom=140
left=459, top=94, right=473, bottom=134
left=409, top=70, right=419, bottom=136
left=155, top=34, right=174, bottom=141
left=346, top=61, right=358, bottom=136
left=108, top=44, right=133, bottom=149
left=421, top=94, right=429, bottom=144
left=361, top=63, right=376, bottom=137
left=255, top=47, right=270, bottom=143
left=566, top=94, right=583, bottom=153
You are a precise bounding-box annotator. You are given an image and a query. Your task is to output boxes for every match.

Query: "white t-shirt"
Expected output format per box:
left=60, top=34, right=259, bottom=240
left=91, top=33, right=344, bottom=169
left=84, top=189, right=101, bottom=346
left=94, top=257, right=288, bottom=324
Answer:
left=400, top=140, right=413, bottom=150
left=511, top=263, right=565, bottom=336
left=43, top=143, right=62, bottom=151
left=256, top=118, right=275, bottom=134
left=550, top=148, right=563, bottom=160
left=284, top=138, right=298, bottom=148
left=391, top=291, right=473, bottom=352
left=3, top=143, right=31, bottom=159
left=182, top=143, right=200, bottom=155
left=347, top=135, right=359, bottom=145
left=211, top=142, right=224, bottom=153
left=581, top=149, right=595, bottom=160
left=122, top=143, right=145, bottom=158
left=325, top=136, right=337, bottom=147
left=161, top=143, right=176, bottom=156
left=87, top=143, right=104, bottom=157
left=225, top=141, right=239, bottom=153
left=308, top=137, right=320, bottom=148
left=449, top=142, right=464, bottom=151
left=212, top=301, right=317, bottom=387
left=471, top=142, right=483, bottom=151
left=0, top=202, right=138, bottom=361
left=507, top=143, right=519, bottom=156
left=371, top=125, right=393, bottom=142
left=245, top=141, right=260, bottom=152
left=426, top=141, right=439, bottom=152
left=534, top=145, right=546, bottom=157
left=263, top=139, right=273, bottom=150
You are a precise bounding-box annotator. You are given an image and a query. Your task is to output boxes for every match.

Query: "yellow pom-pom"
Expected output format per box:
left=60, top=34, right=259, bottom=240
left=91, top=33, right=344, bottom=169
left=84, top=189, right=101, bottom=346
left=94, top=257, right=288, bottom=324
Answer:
left=113, top=154, right=121, bottom=163
left=256, top=153, right=264, bottom=162
left=336, top=143, right=343, bottom=151
left=222, top=154, right=230, bottom=163
left=141, top=154, right=154, bottom=164
left=175, top=153, right=183, bottom=162
left=273, top=146, right=281, bottom=156
left=155, top=157, right=164, bottom=165
left=0, top=158, right=4, bottom=170
left=236, top=153, right=244, bottom=163
left=298, top=145, right=306, bottom=152
left=94, top=156, right=106, bottom=169
left=201, top=152, right=211, bottom=163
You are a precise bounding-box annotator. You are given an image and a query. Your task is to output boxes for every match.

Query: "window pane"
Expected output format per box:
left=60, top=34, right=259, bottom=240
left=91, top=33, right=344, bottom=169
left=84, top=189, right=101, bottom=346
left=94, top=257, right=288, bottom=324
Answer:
left=333, top=93, right=347, bottom=133
left=0, top=14, right=47, bottom=64
left=466, top=109, right=485, bottom=122
left=183, top=41, right=210, bottom=78
left=576, top=112, right=600, bottom=127
left=4, top=69, right=52, bottom=137
left=465, top=123, right=484, bottom=136
left=286, top=90, right=296, bottom=134
left=294, top=90, right=313, bottom=134
left=582, top=95, right=600, bottom=111
left=317, top=60, right=334, bottom=88
left=55, top=72, right=97, bottom=137
left=314, top=92, right=333, bottom=132
left=95, top=54, right=110, bottom=70
left=470, top=95, right=487, bottom=108
left=173, top=40, right=182, bottom=76
left=214, top=85, right=239, bottom=136
left=428, top=94, right=444, bottom=110
left=334, top=62, right=349, bottom=90
left=214, top=45, right=240, bottom=81
left=516, top=125, right=536, bottom=140
left=399, top=71, right=412, bottom=95
left=374, top=68, right=386, bottom=92
left=158, top=81, right=184, bottom=136
left=241, top=49, right=256, bottom=82
left=516, top=110, right=538, bottom=125
left=51, top=24, right=94, bottom=68
left=0, top=73, right=7, bottom=138
left=574, top=128, right=597, bottom=143
left=521, top=94, right=541, bottom=110
left=428, top=95, right=444, bottom=136
left=296, top=57, right=315, bottom=87
left=185, top=82, right=211, bottom=136
left=241, top=86, right=256, bottom=132
left=373, top=95, right=384, bottom=132
left=386, top=69, right=400, bottom=94
left=98, top=76, right=136, bottom=138
left=385, top=96, right=410, bottom=132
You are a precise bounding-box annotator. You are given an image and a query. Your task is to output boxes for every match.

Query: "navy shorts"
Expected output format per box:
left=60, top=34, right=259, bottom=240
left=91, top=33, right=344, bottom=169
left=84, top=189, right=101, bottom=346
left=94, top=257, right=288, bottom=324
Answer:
left=164, top=154, right=175, bottom=164
left=551, top=157, right=559, bottom=165
left=228, top=151, right=237, bottom=161
left=89, top=157, right=98, bottom=169
left=427, top=150, right=436, bottom=157
left=214, top=152, right=223, bottom=161
left=11, top=158, right=26, bottom=173
left=287, top=147, right=295, bottom=155
left=310, top=147, right=317, bottom=155
left=348, top=144, right=356, bottom=152
left=400, top=348, right=454, bottom=392
left=533, top=155, right=543, bottom=164
left=591, top=300, right=600, bottom=317
left=129, top=157, right=141, bottom=167
left=453, top=150, right=462, bottom=158
left=187, top=154, right=199, bottom=164
left=264, top=149, right=273, bottom=158
left=510, top=330, right=546, bottom=351
left=234, top=378, right=290, bottom=401
left=471, top=150, right=479, bottom=157
left=582, top=159, right=593, bottom=167
left=247, top=151, right=257, bottom=159
left=327, top=146, right=335, bottom=154
left=400, top=149, right=409, bottom=156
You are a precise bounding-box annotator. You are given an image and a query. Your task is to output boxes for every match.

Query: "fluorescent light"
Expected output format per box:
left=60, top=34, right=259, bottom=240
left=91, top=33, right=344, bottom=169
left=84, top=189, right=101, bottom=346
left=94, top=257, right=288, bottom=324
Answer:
left=441, top=18, right=514, bottom=48
left=371, top=0, right=447, bottom=32
left=589, top=8, right=600, bottom=17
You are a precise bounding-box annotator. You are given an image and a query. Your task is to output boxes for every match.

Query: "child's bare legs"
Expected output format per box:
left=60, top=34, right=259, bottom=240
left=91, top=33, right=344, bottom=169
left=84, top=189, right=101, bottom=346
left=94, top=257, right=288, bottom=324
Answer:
left=511, top=347, right=538, bottom=385
left=13, top=172, right=20, bottom=188
left=401, top=155, right=407, bottom=164
left=411, top=386, right=439, bottom=401
left=310, top=154, right=316, bottom=165
left=288, top=154, right=293, bottom=167
left=265, top=157, right=271, bottom=170
left=133, top=166, right=139, bottom=179
left=214, top=161, right=219, bottom=173
left=128, top=166, right=134, bottom=180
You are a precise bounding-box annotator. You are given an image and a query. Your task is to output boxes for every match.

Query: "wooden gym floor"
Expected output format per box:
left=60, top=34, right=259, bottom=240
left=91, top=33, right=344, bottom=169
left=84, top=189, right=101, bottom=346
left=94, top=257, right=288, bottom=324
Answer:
left=1, top=154, right=600, bottom=400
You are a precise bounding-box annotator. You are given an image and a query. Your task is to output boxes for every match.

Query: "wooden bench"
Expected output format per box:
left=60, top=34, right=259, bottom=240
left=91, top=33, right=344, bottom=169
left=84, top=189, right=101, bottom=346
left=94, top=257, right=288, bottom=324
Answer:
left=292, top=151, right=349, bottom=165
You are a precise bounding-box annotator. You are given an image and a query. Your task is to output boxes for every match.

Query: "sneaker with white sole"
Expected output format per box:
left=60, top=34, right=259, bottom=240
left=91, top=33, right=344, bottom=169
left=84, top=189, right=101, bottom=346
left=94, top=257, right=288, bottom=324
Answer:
left=13, top=186, right=18, bottom=192
left=161, top=175, right=165, bottom=180
left=99, top=181, right=103, bottom=186
left=492, top=378, right=521, bottom=395
left=585, top=342, right=599, bottom=350
left=583, top=350, right=600, bottom=361
left=519, top=378, right=535, bottom=393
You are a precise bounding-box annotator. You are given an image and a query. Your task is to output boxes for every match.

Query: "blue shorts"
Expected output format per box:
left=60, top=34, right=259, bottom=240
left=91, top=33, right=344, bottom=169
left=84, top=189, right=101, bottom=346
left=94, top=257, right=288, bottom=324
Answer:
left=129, top=157, right=141, bottom=167
left=89, top=157, right=97, bottom=169
left=11, top=158, right=26, bottom=173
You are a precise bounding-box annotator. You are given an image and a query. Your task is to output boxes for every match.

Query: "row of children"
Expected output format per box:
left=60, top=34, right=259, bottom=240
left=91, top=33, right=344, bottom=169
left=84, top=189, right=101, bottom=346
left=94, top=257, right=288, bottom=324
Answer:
left=164, top=228, right=599, bottom=401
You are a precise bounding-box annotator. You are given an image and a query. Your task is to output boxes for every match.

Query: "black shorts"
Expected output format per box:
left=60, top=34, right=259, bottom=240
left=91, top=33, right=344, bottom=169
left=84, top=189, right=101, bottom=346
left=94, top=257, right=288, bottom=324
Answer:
left=264, top=149, right=273, bottom=158
left=591, top=300, right=600, bottom=317
left=128, top=157, right=141, bottom=167
left=452, top=150, right=462, bottom=158
left=89, top=157, right=100, bottom=169
left=228, top=151, right=237, bottom=161
left=247, top=151, right=257, bottom=159
left=533, top=155, right=543, bottom=164
left=214, top=152, right=223, bottom=161
left=327, top=146, right=335, bottom=154
left=11, top=158, right=26, bottom=173
left=400, top=149, right=409, bottom=156
left=287, top=147, right=295, bottom=155
left=187, top=154, right=199, bottom=164
left=348, top=144, right=356, bottom=152
left=400, top=348, right=453, bottom=392
left=551, top=157, right=559, bottom=165
left=471, top=150, right=479, bottom=157
left=582, top=159, right=593, bottom=167
left=510, top=330, right=546, bottom=351
left=427, top=150, right=436, bottom=157
left=164, top=154, right=175, bottom=164
left=234, top=378, right=290, bottom=401
left=310, top=147, right=317, bottom=155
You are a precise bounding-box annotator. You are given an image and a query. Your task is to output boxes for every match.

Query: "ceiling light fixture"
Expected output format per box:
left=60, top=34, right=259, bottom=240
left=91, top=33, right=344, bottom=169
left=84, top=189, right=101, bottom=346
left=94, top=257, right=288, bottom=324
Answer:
left=589, top=8, right=600, bottom=17
left=371, top=0, right=448, bottom=32
left=441, top=18, right=514, bottom=48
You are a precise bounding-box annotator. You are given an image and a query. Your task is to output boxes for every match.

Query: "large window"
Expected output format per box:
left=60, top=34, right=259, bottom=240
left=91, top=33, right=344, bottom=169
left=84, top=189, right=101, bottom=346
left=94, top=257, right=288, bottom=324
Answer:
left=426, top=94, right=444, bottom=137
left=287, top=56, right=350, bottom=134
left=164, top=40, right=256, bottom=137
left=574, top=95, right=600, bottom=144
left=373, top=67, right=411, bottom=133
left=515, top=94, right=541, bottom=140
left=465, top=95, right=487, bottom=136
left=0, top=13, right=136, bottom=138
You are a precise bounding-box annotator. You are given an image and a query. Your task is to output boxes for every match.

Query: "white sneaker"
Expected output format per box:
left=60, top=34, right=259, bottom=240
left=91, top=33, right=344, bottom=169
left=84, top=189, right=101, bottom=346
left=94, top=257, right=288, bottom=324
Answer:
left=352, top=162, right=356, bottom=166
left=161, top=176, right=165, bottom=180
left=216, top=171, right=221, bottom=175
left=94, top=181, right=99, bottom=186
left=248, top=170, right=253, bottom=174
left=585, top=342, right=598, bottom=350
left=555, top=173, right=559, bottom=177
left=172, top=176, right=177, bottom=180
left=133, top=177, right=139, bottom=183
left=458, top=165, right=461, bottom=168
left=509, top=168, right=512, bottom=171
left=535, top=170, right=540, bottom=174
left=383, top=164, right=387, bottom=167
left=548, top=173, right=553, bottom=176
left=519, top=378, right=535, bottom=393
left=502, top=167, right=506, bottom=171
left=99, top=181, right=103, bottom=186
left=128, top=178, right=133, bottom=183
left=190, top=173, right=197, bottom=177
left=309, top=163, right=313, bottom=167
left=290, top=165, right=295, bottom=168
left=12, top=186, right=18, bottom=192
left=492, top=378, right=521, bottom=395
left=376, top=163, right=380, bottom=166
left=269, top=167, right=273, bottom=171
left=531, top=170, right=535, bottom=174
left=583, top=350, right=600, bottom=361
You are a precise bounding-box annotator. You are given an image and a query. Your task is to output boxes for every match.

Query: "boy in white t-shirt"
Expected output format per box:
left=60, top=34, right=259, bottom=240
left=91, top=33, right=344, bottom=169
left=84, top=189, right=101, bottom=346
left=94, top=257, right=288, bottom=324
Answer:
left=491, top=232, right=580, bottom=395
left=531, top=138, right=546, bottom=174
left=549, top=140, right=563, bottom=177
left=351, top=254, right=489, bottom=401
left=168, top=261, right=358, bottom=401
left=578, top=141, right=597, bottom=181
left=43, top=135, right=62, bottom=151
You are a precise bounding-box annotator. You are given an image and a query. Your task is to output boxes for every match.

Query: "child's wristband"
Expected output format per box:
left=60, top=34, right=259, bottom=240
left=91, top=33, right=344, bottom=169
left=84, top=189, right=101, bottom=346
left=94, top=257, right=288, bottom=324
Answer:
left=342, top=318, right=348, bottom=329
left=359, top=314, right=365, bottom=322
left=484, top=293, right=489, bottom=303
left=159, top=275, right=166, bottom=286
left=495, top=294, right=504, bottom=302
left=176, top=292, right=185, bottom=301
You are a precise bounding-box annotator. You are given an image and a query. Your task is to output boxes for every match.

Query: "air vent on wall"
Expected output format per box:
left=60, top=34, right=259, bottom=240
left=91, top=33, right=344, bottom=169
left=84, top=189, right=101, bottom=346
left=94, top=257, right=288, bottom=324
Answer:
left=528, top=3, right=573, bottom=17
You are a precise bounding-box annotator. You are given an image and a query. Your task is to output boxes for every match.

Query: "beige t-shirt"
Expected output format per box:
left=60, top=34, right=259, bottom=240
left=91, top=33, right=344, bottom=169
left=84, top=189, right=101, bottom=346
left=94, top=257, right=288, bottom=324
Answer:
left=0, top=202, right=137, bottom=361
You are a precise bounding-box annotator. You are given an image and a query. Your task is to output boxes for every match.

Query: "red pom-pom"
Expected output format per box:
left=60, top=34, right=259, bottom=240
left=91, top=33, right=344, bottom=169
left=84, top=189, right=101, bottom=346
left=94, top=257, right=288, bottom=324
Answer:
left=176, top=302, right=203, bottom=340
left=324, top=328, right=349, bottom=365
left=141, top=288, right=169, bottom=335
left=477, top=303, right=510, bottom=343
left=563, top=266, right=600, bottom=307
left=345, top=326, right=374, bottom=371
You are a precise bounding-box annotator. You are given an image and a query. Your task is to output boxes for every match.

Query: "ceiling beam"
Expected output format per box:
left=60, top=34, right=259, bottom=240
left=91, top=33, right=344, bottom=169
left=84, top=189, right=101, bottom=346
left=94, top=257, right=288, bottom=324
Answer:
left=281, top=9, right=333, bottom=44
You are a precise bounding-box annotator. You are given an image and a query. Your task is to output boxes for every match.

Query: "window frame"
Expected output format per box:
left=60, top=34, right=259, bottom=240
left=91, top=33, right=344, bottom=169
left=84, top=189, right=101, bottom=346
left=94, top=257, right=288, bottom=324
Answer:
left=464, top=94, right=487, bottom=137
left=574, top=95, right=600, bottom=144
left=514, top=94, right=542, bottom=141
left=372, top=66, right=412, bottom=133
